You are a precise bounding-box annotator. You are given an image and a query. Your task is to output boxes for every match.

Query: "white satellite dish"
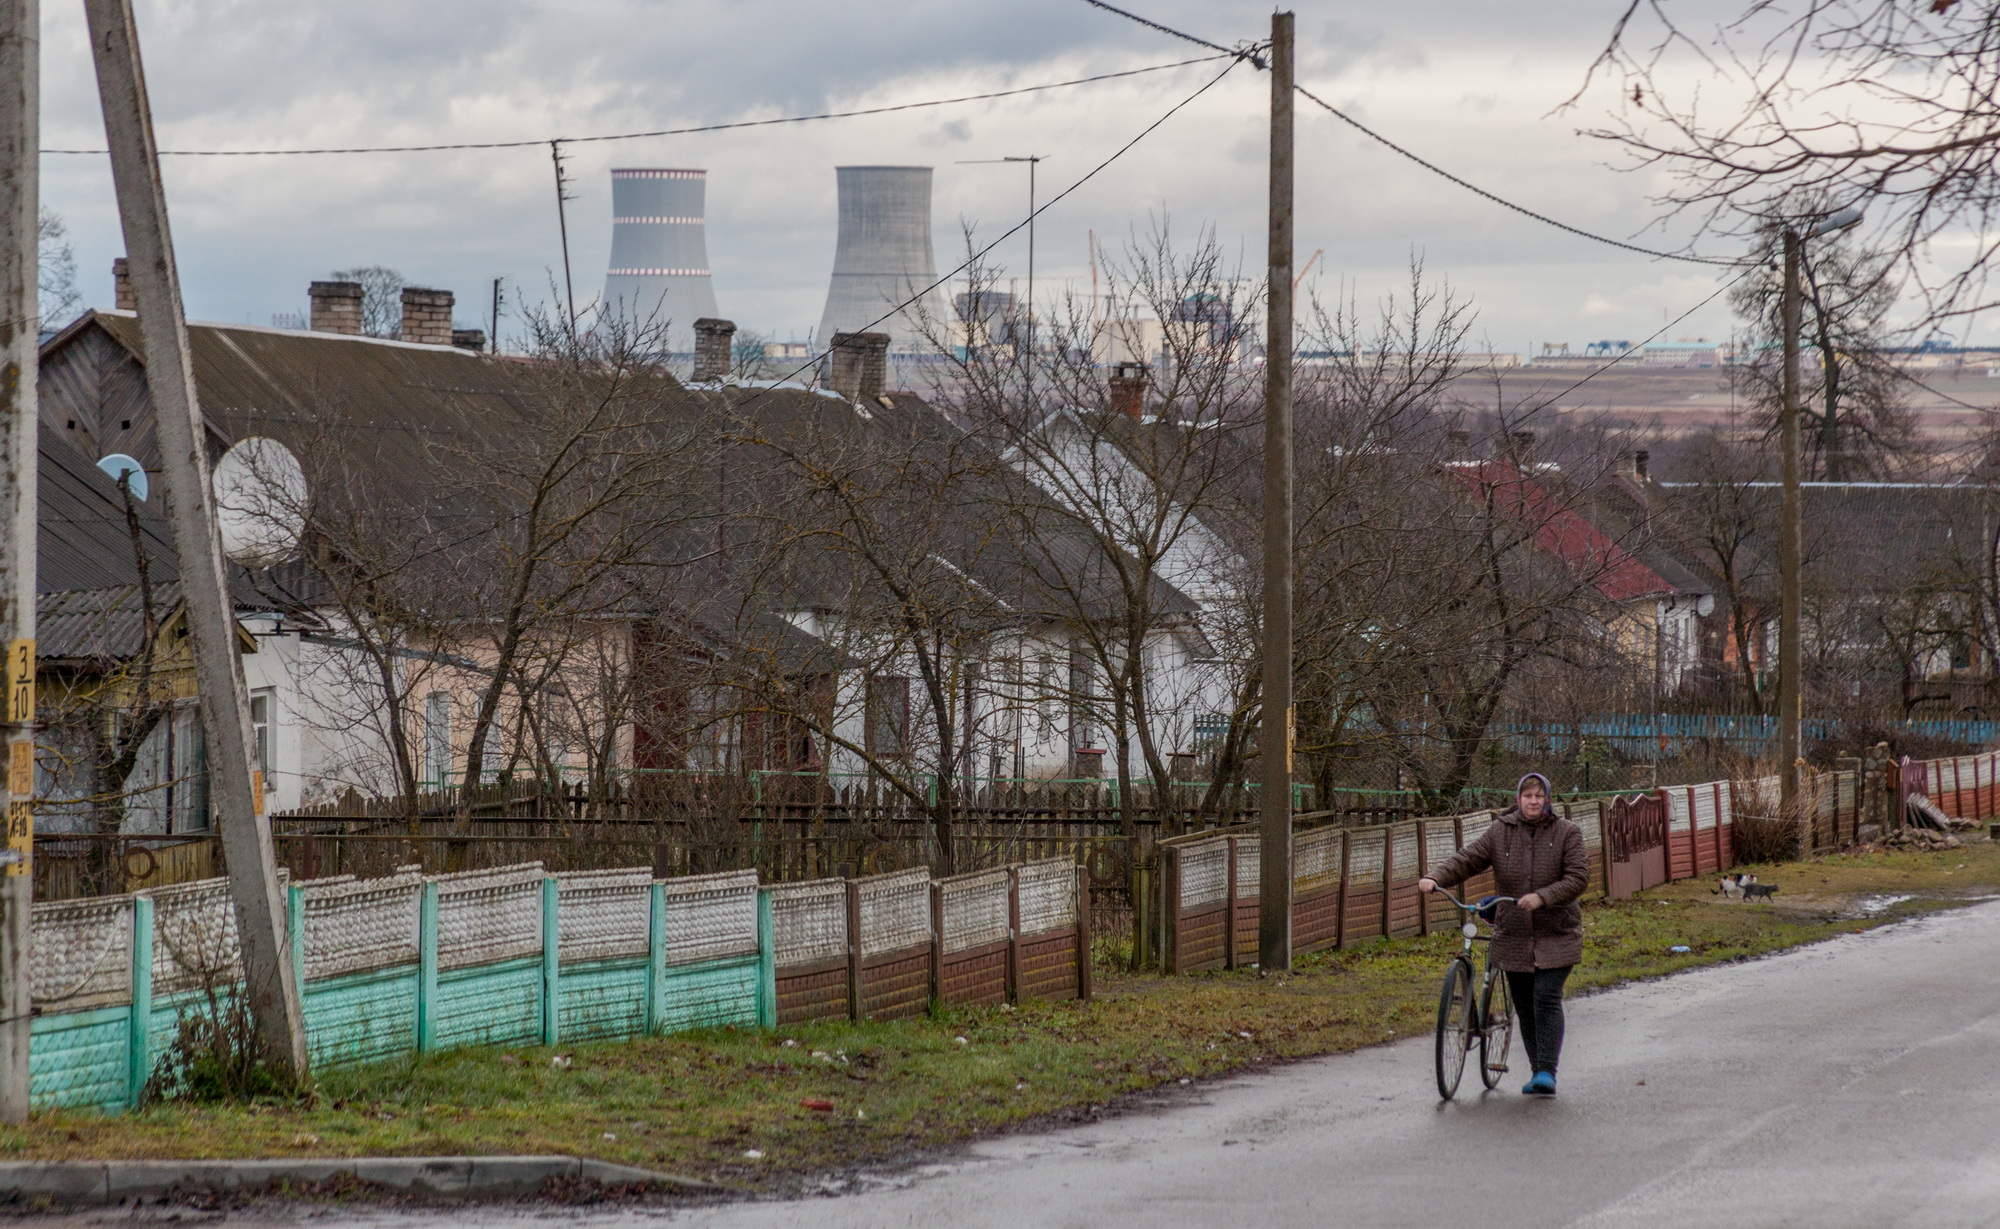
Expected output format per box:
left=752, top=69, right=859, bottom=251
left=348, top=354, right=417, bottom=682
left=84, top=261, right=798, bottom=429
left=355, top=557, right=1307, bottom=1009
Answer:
left=212, top=437, right=307, bottom=567
left=96, top=453, right=148, bottom=502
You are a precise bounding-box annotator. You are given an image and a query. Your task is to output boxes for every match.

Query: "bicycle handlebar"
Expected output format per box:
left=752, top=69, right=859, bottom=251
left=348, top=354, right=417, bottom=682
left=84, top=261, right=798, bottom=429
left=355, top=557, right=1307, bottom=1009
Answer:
left=1427, top=887, right=1518, bottom=913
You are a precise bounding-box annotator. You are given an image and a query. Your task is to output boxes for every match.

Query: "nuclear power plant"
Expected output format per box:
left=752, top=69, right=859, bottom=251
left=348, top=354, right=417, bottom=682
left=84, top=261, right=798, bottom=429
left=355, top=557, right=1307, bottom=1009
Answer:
left=816, top=166, right=948, bottom=352
left=601, top=168, right=719, bottom=353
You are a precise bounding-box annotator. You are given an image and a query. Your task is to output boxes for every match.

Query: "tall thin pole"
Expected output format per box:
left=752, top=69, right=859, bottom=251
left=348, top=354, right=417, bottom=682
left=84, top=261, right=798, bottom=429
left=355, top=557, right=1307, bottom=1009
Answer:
left=0, top=0, right=40, bottom=1124
left=1025, top=156, right=1036, bottom=371
left=1259, top=10, right=1295, bottom=972
left=490, top=276, right=503, bottom=355
left=1778, top=229, right=1803, bottom=818
left=550, top=141, right=576, bottom=332
left=84, top=0, right=307, bottom=1081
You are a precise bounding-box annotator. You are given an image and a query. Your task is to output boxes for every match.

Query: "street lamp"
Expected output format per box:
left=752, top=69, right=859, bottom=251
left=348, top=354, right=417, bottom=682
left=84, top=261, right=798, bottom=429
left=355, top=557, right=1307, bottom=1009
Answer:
left=1778, top=204, right=1863, bottom=821
left=956, top=156, right=1049, bottom=385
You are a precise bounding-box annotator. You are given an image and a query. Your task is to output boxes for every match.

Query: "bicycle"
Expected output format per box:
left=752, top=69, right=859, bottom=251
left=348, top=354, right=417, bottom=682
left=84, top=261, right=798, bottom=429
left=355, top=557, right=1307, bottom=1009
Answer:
left=1429, top=888, right=1517, bottom=1100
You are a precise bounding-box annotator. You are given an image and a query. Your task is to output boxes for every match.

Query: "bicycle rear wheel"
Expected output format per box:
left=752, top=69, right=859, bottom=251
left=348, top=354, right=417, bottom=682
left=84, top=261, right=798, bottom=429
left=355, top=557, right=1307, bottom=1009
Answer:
left=1479, top=969, right=1514, bottom=1090
left=1434, top=958, right=1474, bottom=1099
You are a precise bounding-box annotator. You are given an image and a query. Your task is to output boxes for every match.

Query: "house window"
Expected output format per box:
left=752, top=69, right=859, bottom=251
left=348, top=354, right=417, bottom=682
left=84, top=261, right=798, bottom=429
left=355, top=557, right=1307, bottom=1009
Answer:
left=424, top=692, right=452, bottom=789
left=249, top=690, right=274, bottom=790
left=866, top=676, right=910, bottom=758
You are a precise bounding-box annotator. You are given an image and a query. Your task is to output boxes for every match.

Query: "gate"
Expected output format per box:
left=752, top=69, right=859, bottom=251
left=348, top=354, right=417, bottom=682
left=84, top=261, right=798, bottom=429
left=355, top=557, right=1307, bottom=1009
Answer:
left=1605, top=794, right=1668, bottom=900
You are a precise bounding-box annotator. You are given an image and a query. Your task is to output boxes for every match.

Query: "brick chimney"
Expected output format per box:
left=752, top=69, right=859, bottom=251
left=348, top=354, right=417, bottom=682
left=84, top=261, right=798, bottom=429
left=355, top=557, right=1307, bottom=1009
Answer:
left=1108, top=361, right=1148, bottom=420
left=692, top=318, right=736, bottom=382
left=1508, top=430, right=1536, bottom=467
left=451, top=328, right=487, bottom=352
left=829, top=331, right=890, bottom=402
left=308, top=281, right=364, bottom=335
left=399, top=287, right=454, bottom=346
left=113, top=258, right=136, bottom=311
left=1621, top=449, right=1651, bottom=483
left=1446, top=428, right=1471, bottom=460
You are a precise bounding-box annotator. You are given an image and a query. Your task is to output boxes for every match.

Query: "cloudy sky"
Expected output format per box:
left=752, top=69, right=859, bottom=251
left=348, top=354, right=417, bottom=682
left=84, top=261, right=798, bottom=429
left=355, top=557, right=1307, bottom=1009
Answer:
left=38, top=0, right=1847, bottom=355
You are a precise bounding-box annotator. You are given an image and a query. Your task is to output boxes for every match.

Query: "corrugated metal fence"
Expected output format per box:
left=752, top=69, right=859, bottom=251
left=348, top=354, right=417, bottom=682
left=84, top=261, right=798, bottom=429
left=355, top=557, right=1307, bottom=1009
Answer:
left=26, top=857, right=1088, bottom=1115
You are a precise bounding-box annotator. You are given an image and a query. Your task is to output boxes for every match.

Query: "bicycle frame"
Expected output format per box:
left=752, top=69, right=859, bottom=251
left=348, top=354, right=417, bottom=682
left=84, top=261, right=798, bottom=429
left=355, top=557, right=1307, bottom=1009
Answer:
left=1431, top=888, right=1518, bottom=1098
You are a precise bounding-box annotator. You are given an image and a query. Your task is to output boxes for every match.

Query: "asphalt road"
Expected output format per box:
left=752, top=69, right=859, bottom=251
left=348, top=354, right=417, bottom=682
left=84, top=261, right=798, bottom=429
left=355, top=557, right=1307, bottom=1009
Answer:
left=41, top=900, right=2000, bottom=1228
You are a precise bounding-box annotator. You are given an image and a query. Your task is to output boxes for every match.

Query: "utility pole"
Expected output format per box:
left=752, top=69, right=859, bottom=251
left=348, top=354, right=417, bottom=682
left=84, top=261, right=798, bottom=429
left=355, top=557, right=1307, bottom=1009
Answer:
left=955, top=155, right=1047, bottom=392
left=1258, top=10, right=1294, bottom=972
left=490, top=277, right=503, bottom=355
left=1778, top=229, right=1802, bottom=819
left=0, top=0, right=39, bottom=1125
left=84, top=0, right=308, bottom=1081
left=549, top=141, right=577, bottom=333
left=1777, top=205, right=1861, bottom=822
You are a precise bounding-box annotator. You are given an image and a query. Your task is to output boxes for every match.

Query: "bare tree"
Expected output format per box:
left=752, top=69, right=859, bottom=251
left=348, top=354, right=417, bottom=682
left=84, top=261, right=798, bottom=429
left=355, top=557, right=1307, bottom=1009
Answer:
left=38, top=207, right=80, bottom=326
left=1576, top=1, right=2000, bottom=325
left=329, top=266, right=404, bottom=338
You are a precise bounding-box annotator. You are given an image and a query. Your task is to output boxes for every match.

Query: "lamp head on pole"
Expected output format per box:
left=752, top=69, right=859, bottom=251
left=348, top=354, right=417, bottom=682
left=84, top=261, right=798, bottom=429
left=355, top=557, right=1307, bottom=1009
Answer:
left=1804, top=206, right=1865, bottom=239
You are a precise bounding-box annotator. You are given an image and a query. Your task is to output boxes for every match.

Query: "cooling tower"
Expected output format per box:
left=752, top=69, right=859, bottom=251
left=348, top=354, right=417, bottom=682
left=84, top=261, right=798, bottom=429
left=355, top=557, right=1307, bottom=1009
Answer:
left=816, top=166, right=948, bottom=352
left=602, top=168, right=719, bottom=353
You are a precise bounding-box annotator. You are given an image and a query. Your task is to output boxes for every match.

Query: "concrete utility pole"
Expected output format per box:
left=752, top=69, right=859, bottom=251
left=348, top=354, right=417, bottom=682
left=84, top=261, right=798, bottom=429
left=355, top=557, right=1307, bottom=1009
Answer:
left=1777, top=205, right=1861, bottom=821
left=0, top=0, right=39, bottom=1125
left=1258, top=10, right=1295, bottom=972
left=84, top=0, right=308, bottom=1080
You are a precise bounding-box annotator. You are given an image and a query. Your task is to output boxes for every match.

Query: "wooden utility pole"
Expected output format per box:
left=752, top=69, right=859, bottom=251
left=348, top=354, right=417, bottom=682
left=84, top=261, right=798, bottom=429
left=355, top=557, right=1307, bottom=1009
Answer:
left=1258, top=10, right=1295, bottom=972
left=0, top=0, right=39, bottom=1125
left=1778, top=229, right=1802, bottom=819
left=84, top=0, right=307, bottom=1080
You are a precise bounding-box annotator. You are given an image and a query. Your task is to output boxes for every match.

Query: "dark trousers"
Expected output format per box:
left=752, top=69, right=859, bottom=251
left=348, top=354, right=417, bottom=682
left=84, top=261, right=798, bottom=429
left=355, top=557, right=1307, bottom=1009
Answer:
left=1505, top=965, right=1573, bottom=1075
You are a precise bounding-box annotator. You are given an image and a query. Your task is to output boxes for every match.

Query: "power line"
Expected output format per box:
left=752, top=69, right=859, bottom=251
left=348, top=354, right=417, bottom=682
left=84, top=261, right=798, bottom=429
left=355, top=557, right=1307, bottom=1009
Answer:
left=1292, top=85, right=1750, bottom=268
left=749, top=56, right=1246, bottom=400
left=1531, top=268, right=1758, bottom=406
left=1077, top=0, right=1266, bottom=66
left=1075, top=0, right=1752, bottom=268
left=38, top=55, right=1231, bottom=157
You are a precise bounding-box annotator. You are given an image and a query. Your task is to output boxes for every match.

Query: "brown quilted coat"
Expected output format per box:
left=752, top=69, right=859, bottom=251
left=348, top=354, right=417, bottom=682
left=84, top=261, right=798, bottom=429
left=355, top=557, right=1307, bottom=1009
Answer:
left=1427, top=808, right=1590, bottom=972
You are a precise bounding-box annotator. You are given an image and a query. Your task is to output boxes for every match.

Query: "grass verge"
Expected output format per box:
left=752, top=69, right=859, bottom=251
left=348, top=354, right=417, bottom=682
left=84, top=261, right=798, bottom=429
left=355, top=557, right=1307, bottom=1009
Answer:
left=4, top=842, right=1996, bottom=1194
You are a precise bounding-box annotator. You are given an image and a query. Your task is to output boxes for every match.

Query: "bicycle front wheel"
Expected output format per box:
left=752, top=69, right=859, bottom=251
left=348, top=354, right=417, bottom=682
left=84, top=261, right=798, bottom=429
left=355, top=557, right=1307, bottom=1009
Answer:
left=1434, top=958, right=1474, bottom=1099
left=1479, top=969, right=1514, bottom=1091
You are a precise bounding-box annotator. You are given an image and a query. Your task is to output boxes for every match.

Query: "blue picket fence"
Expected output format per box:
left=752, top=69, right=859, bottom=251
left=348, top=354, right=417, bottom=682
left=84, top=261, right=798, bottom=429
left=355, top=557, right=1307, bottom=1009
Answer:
left=1492, top=713, right=2000, bottom=758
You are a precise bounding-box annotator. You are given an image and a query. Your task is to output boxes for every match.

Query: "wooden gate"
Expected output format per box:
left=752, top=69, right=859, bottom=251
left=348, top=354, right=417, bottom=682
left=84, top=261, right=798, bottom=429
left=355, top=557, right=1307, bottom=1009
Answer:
left=1605, top=794, right=1668, bottom=900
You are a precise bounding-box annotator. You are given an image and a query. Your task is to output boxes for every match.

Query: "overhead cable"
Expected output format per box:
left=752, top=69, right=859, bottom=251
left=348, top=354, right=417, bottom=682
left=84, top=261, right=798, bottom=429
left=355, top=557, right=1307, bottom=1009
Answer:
left=1291, top=85, right=1751, bottom=268
left=1077, top=0, right=1266, bottom=66
left=750, top=56, right=1246, bottom=399
left=1531, top=267, right=1758, bottom=407
left=39, top=54, right=1231, bottom=156
left=1076, top=0, right=1750, bottom=267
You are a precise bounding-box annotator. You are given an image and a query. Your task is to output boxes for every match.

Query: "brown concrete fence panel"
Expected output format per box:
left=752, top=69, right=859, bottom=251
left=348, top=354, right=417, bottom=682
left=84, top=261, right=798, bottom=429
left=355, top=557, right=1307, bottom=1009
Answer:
left=767, top=878, right=849, bottom=1024
left=851, top=868, right=933, bottom=1021
left=934, top=868, right=1011, bottom=1007
left=1014, top=858, right=1089, bottom=1001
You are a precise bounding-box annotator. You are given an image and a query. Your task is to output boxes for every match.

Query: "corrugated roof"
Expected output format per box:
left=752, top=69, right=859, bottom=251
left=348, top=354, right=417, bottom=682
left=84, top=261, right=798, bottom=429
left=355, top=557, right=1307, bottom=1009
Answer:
left=38, top=583, right=181, bottom=661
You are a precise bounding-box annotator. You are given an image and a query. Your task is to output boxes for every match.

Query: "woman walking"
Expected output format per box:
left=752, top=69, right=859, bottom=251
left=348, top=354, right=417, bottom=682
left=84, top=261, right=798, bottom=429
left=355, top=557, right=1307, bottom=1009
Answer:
left=1419, top=773, right=1589, bottom=1096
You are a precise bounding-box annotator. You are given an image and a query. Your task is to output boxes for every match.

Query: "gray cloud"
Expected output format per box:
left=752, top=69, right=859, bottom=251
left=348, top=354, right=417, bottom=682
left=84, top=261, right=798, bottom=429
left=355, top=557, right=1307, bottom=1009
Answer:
left=39, top=0, right=1792, bottom=353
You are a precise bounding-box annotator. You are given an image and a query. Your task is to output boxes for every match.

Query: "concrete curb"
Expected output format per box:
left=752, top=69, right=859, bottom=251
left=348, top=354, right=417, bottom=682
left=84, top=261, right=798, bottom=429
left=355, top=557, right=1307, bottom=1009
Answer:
left=0, top=1155, right=725, bottom=1204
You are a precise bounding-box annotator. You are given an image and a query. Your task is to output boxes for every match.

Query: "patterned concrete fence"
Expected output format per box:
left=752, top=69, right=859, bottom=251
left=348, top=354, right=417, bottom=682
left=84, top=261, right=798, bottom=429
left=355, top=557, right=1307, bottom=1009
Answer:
left=27, top=857, right=1085, bottom=1115
left=767, top=859, right=1089, bottom=1024
left=1906, top=751, right=2000, bottom=824
left=1157, top=803, right=1613, bottom=972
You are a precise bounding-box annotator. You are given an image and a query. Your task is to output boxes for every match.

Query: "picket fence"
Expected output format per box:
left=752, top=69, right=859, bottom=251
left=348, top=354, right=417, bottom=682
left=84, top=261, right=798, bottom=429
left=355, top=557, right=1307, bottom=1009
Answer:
left=26, top=858, right=1088, bottom=1115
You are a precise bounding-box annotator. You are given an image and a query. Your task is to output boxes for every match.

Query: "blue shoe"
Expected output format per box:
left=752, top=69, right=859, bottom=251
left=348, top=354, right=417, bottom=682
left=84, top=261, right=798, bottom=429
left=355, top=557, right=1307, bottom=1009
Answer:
left=1523, top=1071, right=1557, bottom=1096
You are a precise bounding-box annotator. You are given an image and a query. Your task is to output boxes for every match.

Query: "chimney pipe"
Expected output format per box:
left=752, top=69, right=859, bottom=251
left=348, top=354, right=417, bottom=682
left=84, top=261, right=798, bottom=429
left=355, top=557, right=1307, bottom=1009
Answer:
left=399, top=287, right=454, bottom=346
left=829, top=331, right=890, bottom=402
left=1509, top=430, right=1536, bottom=467
left=1446, top=428, right=1471, bottom=460
left=451, top=328, right=487, bottom=352
left=692, top=317, right=736, bottom=382
left=113, top=258, right=136, bottom=311
left=1633, top=449, right=1650, bottom=482
left=1108, top=361, right=1148, bottom=420
left=308, top=280, right=364, bottom=335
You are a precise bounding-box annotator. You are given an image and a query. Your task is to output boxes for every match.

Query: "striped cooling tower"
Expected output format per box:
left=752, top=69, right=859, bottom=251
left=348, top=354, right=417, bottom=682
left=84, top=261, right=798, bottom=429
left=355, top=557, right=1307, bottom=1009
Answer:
left=602, top=168, right=720, bottom=353
left=816, top=166, right=948, bottom=353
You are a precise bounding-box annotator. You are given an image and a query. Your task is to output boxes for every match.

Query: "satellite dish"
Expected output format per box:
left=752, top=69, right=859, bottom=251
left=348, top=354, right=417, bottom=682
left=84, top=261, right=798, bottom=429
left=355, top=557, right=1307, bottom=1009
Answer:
left=96, top=453, right=148, bottom=502
left=212, top=437, right=308, bottom=568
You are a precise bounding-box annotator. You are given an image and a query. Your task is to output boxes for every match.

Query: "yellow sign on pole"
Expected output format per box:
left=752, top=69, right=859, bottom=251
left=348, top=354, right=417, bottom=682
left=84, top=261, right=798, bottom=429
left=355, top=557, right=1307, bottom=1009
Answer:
left=5, top=640, right=31, bottom=724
